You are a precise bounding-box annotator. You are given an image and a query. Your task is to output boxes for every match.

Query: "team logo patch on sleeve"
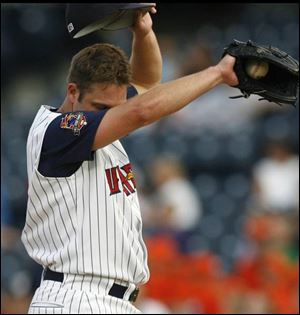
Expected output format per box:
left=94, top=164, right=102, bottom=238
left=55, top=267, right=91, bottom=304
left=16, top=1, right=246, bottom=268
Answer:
left=60, top=112, right=87, bottom=136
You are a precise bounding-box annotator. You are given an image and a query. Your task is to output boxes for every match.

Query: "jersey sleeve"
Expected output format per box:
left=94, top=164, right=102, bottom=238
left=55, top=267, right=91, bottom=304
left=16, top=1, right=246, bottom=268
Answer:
left=38, top=110, right=107, bottom=177
left=39, top=85, right=138, bottom=177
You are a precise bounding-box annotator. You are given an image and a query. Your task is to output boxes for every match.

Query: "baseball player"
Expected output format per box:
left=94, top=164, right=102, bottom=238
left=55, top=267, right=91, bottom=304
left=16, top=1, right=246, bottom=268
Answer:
left=21, top=5, right=238, bottom=315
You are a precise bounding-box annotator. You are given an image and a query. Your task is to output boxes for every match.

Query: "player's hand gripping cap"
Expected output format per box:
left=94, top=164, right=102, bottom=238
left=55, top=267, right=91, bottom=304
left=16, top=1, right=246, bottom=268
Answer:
left=66, top=3, right=155, bottom=39
left=223, top=39, right=299, bottom=106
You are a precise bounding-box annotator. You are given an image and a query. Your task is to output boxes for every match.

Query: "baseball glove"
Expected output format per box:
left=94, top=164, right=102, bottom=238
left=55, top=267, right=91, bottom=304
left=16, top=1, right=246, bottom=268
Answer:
left=223, top=39, right=299, bottom=106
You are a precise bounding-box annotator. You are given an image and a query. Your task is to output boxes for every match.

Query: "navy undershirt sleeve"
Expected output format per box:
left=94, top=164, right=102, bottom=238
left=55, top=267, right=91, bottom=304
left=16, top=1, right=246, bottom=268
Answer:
left=127, top=85, right=138, bottom=98
left=38, top=85, right=138, bottom=178
left=38, top=110, right=107, bottom=177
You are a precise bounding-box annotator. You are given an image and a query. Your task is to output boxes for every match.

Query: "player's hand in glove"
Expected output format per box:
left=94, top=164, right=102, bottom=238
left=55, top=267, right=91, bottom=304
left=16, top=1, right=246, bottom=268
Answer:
left=223, top=39, right=299, bottom=106
left=217, top=54, right=239, bottom=87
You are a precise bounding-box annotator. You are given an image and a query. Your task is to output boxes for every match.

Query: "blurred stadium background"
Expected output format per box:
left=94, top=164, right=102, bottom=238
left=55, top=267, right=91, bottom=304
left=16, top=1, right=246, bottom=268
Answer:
left=1, top=3, right=299, bottom=314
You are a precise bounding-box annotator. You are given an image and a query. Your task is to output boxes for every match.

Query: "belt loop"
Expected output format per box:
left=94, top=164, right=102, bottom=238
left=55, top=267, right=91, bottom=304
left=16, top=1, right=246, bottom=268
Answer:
left=40, top=267, right=46, bottom=284
left=123, top=283, right=137, bottom=301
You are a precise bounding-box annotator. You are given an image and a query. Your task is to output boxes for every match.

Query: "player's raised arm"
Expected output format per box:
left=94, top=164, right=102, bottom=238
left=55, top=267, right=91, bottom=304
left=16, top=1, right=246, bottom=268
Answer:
left=129, top=5, right=163, bottom=93
left=61, top=3, right=238, bottom=151
left=92, top=54, right=238, bottom=150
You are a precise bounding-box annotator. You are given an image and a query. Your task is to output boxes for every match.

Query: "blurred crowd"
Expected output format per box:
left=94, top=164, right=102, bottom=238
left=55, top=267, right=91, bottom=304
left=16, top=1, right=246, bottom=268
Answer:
left=1, top=3, right=299, bottom=314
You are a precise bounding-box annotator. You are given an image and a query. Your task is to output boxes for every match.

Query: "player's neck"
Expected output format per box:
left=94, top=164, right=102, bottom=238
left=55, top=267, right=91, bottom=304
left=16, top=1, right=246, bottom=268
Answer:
left=58, top=97, right=73, bottom=113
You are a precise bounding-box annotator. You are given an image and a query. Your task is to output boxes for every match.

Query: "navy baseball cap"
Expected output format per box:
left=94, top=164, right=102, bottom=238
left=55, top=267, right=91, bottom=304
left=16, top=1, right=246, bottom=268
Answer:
left=66, top=3, right=155, bottom=38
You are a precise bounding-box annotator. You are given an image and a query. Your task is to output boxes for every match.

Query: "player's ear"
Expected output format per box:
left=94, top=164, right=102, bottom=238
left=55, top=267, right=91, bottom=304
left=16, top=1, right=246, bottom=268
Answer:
left=67, top=83, right=80, bottom=107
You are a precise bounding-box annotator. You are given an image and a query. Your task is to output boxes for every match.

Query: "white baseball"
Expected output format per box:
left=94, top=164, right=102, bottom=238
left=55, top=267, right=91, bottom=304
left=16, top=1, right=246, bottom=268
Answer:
left=245, top=59, right=269, bottom=79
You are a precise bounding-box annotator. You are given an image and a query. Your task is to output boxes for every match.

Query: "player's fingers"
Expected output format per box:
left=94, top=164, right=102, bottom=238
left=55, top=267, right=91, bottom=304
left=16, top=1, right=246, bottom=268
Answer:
left=150, top=7, right=157, bottom=14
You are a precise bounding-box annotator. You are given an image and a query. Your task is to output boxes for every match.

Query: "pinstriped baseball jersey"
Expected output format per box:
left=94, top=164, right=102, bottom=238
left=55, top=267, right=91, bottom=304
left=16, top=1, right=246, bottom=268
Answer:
left=21, top=105, right=150, bottom=288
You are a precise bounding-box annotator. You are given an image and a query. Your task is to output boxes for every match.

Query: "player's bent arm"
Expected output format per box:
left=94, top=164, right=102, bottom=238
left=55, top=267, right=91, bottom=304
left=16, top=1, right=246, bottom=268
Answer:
left=130, top=8, right=162, bottom=90
left=92, top=55, right=237, bottom=150
left=130, top=29, right=162, bottom=90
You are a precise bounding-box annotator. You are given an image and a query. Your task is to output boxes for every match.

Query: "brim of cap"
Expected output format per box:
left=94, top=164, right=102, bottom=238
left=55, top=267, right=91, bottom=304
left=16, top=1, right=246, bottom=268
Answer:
left=121, top=3, right=156, bottom=10
left=73, top=11, right=122, bottom=38
left=72, top=3, right=155, bottom=38
left=102, top=6, right=153, bottom=31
